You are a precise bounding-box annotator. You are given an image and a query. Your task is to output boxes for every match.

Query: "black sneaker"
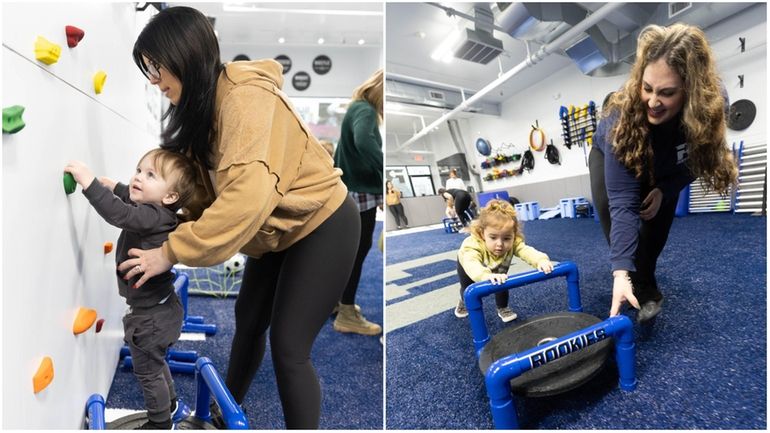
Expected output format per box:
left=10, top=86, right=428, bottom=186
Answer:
left=637, top=298, right=663, bottom=323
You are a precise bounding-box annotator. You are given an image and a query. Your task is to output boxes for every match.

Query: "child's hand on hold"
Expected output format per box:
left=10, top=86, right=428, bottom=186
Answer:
left=489, top=273, right=508, bottom=285
left=537, top=260, right=553, bottom=274
left=64, top=161, right=95, bottom=188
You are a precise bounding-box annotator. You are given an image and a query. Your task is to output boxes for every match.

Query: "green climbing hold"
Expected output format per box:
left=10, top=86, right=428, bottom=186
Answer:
left=64, top=172, right=77, bottom=194
left=3, top=105, right=26, bottom=134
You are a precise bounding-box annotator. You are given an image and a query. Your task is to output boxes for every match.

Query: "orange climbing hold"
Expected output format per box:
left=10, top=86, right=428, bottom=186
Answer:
left=33, top=356, right=54, bottom=393
left=34, top=36, right=61, bottom=65
left=73, top=307, right=97, bottom=335
left=104, top=242, right=113, bottom=254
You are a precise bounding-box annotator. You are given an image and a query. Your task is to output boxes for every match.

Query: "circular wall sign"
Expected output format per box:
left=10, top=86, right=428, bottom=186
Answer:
left=274, top=55, right=292, bottom=75
left=292, top=71, right=311, bottom=91
left=312, top=55, right=332, bottom=75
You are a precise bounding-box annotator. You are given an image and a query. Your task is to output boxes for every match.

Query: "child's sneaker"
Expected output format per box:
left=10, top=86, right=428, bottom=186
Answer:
left=454, top=299, right=468, bottom=318
left=171, top=399, right=191, bottom=424
left=496, top=307, right=518, bottom=323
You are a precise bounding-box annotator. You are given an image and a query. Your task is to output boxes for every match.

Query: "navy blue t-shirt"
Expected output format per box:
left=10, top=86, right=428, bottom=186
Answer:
left=593, top=110, right=695, bottom=272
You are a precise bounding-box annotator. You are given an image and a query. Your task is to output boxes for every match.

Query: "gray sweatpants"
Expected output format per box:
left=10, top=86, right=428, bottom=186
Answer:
left=123, top=293, right=184, bottom=424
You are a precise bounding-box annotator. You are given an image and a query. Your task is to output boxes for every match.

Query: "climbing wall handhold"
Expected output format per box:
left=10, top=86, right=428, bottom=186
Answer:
left=104, top=242, right=114, bottom=254
left=2, top=105, right=26, bottom=134
left=64, top=172, right=76, bottom=194
left=65, top=25, right=85, bottom=48
left=73, top=307, right=97, bottom=335
left=34, top=36, right=61, bottom=65
left=93, top=71, right=107, bottom=94
left=95, top=318, right=105, bottom=333
left=33, top=356, right=54, bottom=393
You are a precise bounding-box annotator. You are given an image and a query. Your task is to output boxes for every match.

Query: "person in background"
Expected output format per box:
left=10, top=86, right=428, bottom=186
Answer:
left=122, top=7, right=361, bottom=428
left=589, top=23, right=737, bottom=323
left=333, top=69, right=384, bottom=336
left=444, top=168, right=467, bottom=191
left=65, top=149, right=197, bottom=429
left=386, top=180, right=409, bottom=229
left=438, top=187, right=473, bottom=230
left=455, top=200, right=553, bottom=322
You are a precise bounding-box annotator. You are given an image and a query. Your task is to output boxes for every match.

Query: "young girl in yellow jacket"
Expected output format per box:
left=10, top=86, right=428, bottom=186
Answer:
left=455, top=200, right=553, bottom=322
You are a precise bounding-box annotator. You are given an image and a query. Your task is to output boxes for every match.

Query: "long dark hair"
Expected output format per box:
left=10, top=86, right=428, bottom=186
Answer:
left=133, top=6, right=223, bottom=169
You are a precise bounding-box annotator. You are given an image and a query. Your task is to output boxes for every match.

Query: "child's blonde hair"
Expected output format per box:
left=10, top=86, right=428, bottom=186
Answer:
left=140, top=148, right=197, bottom=211
left=470, top=199, right=523, bottom=241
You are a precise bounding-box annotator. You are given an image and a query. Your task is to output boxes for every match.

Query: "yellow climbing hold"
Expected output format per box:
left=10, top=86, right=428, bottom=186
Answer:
left=93, top=71, right=107, bottom=94
left=34, top=36, right=61, bottom=65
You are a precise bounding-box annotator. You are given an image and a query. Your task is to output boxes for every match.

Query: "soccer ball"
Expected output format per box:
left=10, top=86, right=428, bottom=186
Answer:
left=224, top=254, right=245, bottom=275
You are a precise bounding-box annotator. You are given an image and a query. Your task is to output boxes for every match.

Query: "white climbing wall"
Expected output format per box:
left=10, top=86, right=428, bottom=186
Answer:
left=2, top=3, right=162, bottom=429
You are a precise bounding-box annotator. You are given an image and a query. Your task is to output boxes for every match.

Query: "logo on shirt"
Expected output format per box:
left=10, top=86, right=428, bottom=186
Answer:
left=676, top=143, right=688, bottom=165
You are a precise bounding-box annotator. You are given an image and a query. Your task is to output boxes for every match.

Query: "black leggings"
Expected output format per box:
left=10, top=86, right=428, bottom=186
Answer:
left=340, top=206, right=377, bottom=304
left=224, top=197, right=360, bottom=428
left=453, top=191, right=473, bottom=226
left=589, top=146, right=677, bottom=304
left=457, top=261, right=508, bottom=309
left=388, top=203, right=408, bottom=227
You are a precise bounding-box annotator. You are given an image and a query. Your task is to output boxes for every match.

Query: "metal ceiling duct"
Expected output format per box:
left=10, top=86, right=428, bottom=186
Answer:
left=496, top=2, right=756, bottom=77
left=454, top=4, right=504, bottom=64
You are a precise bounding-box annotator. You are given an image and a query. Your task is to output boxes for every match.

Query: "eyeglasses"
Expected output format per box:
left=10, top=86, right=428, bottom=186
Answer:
left=146, top=59, right=161, bottom=80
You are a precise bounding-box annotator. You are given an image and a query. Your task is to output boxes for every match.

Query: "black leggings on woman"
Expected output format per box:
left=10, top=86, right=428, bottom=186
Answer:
left=340, top=206, right=377, bottom=305
left=224, top=197, right=360, bottom=428
left=589, top=146, right=677, bottom=305
left=453, top=191, right=473, bottom=226
left=388, top=203, right=408, bottom=227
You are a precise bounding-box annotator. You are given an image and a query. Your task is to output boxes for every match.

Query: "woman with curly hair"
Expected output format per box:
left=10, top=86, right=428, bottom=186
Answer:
left=589, top=23, right=737, bottom=323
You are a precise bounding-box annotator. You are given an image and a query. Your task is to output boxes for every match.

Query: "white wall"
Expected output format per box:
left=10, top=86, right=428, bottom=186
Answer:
left=462, top=4, right=766, bottom=193
left=2, top=3, right=160, bottom=428
left=221, top=45, right=383, bottom=98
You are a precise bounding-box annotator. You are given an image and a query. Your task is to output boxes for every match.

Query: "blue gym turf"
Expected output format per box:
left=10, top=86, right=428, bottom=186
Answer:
left=385, top=214, right=766, bottom=429
left=105, top=223, right=383, bottom=429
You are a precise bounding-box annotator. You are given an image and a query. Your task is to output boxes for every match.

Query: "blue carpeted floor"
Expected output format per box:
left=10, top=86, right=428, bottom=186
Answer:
left=106, top=223, right=383, bottom=429
left=385, top=214, right=766, bottom=429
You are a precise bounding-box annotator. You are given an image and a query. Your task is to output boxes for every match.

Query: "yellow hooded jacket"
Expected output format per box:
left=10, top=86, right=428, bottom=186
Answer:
left=458, top=234, right=549, bottom=282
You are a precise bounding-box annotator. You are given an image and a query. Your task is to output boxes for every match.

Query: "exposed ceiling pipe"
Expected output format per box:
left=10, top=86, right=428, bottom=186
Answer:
left=388, top=72, right=471, bottom=101
left=398, top=2, right=623, bottom=150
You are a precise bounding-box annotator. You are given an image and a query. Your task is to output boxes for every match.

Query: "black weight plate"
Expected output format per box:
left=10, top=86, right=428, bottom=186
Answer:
left=478, top=312, right=612, bottom=398
left=728, top=99, right=756, bottom=131
left=106, top=412, right=216, bottom=430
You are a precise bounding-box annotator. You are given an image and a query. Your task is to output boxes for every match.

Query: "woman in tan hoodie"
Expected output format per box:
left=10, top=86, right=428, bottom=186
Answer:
left=121, top=6, right=361, bottom=429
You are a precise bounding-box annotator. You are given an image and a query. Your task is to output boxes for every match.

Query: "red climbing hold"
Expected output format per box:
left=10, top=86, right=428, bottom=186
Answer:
left=65, top=25, right=85, bottom=48
left=95, top=318, right=105, bottom=333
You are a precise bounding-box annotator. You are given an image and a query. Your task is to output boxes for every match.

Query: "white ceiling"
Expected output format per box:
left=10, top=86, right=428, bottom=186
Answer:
left=169, top=2, right=384, bottom=48
left=384, top=2, right=759, bottom=152
left=385, top=2, right=575, bottom=150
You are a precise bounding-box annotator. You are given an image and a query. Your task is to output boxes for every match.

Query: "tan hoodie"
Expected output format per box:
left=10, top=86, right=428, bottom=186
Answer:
left=162, top=59, right=348, bottom=266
